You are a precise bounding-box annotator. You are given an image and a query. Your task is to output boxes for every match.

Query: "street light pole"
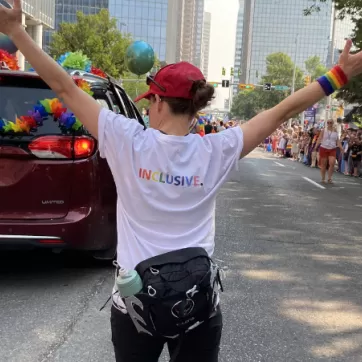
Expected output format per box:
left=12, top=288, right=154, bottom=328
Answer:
left=291, top=36, right=298, bottom=95
left=288, top=36, right=298, bottom=128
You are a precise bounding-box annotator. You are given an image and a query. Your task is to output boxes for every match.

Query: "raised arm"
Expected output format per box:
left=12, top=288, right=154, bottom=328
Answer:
left=239, top=39, right=361, bottom=158
left=1, top=0, right=101, bottom=138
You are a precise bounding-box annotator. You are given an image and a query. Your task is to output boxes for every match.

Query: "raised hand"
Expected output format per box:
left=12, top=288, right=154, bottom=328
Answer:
left=0, top=0, right=22, bottom=36
left=338, top=39, right=362, bottom=79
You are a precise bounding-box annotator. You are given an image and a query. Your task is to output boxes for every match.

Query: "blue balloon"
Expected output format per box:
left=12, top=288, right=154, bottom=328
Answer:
left=125, top=41, right=155, bottom=76
left=0, top=1, right=17, bottom=53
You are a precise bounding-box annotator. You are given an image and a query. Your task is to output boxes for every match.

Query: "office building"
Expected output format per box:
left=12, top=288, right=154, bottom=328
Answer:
left=201, top=12, right=211, bottom=78
left=43, top=0, right=109, bottom=53
left=17, top=0, right=55, bottom=70
left=327, top=12, right=355, bottom=67
left=109, top=0, right=168, bottom=61
left=238, top=0, right=334, bottom=85
left=233, top=0, right=244, bottom=93
left=166, top=0, right=205, bottom=67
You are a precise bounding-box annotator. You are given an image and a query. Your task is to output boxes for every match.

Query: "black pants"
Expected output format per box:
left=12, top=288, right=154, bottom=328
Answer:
left=110, top=305, right=223, bottom=362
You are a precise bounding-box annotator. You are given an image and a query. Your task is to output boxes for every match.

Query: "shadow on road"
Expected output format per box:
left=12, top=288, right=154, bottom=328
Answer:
left=216, top=163, right=362, bottom=361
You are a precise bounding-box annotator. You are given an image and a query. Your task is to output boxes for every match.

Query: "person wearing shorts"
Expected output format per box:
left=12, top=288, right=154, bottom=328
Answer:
left=315, top=120, right=343, bottom=184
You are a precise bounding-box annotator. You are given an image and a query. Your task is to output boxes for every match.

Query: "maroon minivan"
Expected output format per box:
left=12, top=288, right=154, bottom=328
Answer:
left=0, top=69, right=145, bottom=259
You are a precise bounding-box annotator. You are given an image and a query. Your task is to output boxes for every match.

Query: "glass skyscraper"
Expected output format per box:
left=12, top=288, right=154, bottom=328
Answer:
left=43, top=0, right=109, bottom=52
left=233, top=0, right=244, bottom=93
left=239, top=0, right=333, bottom=84
left=109, top=0, right=168, bottom=61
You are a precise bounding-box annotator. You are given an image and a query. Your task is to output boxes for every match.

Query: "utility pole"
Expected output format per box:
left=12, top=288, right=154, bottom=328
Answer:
left=291, top=36, right=298, bottom=96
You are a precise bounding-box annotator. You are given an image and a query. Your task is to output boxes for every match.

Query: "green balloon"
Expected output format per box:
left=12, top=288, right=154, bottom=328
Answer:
left=125, top=41, right=155, bottom=76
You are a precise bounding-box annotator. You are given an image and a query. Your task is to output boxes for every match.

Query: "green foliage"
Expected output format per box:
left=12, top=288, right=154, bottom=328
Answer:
left=121, top=73, right=149, bottom=110
left=304, top=0, right=362, bottom=19
left=231, top=52, right=303, bottom=119
left=304, top=0, right=362, bottom=104
left=305, top=55, right=328, bottom=81
left=49, top=9, right=132, bottom=78
left=231, top=90, right=261, bottom=119
left=263, top=52, right=303, bottom=88
left=353, top=115, right=362, bottom=128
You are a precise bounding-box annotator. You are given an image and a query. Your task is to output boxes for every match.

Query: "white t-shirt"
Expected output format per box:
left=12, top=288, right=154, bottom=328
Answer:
left=98, top=108, right=244, bottom=270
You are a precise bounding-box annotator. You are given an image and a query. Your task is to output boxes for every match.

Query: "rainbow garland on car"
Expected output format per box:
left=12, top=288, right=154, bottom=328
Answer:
left=0, top=52, right=107, bottom=135
left=0, top=98, right=83, bottom=134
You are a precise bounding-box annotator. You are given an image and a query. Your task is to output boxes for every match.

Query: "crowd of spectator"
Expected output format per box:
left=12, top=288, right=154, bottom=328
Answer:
left=264, top=124, right=362, bottom=177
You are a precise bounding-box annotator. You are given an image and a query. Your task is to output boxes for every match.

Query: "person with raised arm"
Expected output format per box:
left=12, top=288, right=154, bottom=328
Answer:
left=2, top=2, right=362, bottom=361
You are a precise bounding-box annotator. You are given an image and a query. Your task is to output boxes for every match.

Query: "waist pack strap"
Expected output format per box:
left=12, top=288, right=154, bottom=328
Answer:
left=136, top=247, right=209, bottom=276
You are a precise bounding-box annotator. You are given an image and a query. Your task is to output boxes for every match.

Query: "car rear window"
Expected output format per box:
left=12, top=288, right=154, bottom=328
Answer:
left=0, top=75, right=88, bottom=138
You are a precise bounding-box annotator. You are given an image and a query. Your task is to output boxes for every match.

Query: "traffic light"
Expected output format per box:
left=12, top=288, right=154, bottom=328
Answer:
left=222, top=80, right=230, bottom=88
left=239, top=84, right=255, bottom=90
left=304, top=75, right=311, bottom=87
left=264, top=83, right=272, bottom=91
left=230, top=67, right=234, bottom=76
left=237, top=69, right=241, bottom=77
left=222, top=67, right=226, bottom=76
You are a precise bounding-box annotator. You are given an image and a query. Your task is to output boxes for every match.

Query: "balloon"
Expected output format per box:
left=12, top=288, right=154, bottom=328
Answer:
left=0, top=1, right=17, bottom=53
left=125, top=41, right=155, bottom=76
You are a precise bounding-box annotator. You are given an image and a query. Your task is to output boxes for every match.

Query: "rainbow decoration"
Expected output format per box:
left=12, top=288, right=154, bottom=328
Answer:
left=0, top=97, right=83, bottom=135
left=0, top=51, right=108, bottom=135
left=74, top=78, right=94, bottom=96
left=57, top=52, right=107, bottom=79
left=0, top=49, right=19, bottom=70
left=1, top=98, right=82, bottom=134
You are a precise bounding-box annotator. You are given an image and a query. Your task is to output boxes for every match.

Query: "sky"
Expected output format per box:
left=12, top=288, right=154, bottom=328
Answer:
left=205, top=0, right=239, bottom=109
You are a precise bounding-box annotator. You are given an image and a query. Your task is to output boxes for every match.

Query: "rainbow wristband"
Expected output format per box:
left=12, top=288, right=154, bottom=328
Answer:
left=317, top=65, right=348, bottom=96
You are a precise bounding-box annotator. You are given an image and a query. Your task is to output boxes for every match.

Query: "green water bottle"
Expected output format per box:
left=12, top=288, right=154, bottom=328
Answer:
left=116, top=269, right=143, bottom=298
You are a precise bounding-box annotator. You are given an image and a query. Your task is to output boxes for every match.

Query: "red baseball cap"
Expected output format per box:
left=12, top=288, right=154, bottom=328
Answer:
left=134, top=62, right=205, bottom=102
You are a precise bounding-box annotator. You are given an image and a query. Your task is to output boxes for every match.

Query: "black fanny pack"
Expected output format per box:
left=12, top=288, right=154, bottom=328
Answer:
left=121, top=247, right=223, bottom=338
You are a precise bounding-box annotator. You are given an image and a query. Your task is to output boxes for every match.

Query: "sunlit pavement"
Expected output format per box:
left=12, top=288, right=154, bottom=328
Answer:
left=1, top=148, right=362, bottom=362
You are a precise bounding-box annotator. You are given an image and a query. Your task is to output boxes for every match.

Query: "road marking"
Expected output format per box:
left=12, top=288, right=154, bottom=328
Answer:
left=303, top=177, right=326, bottom=189
left=274, top=161, right=285, bottom=167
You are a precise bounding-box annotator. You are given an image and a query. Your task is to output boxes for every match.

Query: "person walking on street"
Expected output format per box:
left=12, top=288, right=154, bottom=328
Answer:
left=3, top=2, right=362, bottom=360
left=315, top=120, right=344, bottom=184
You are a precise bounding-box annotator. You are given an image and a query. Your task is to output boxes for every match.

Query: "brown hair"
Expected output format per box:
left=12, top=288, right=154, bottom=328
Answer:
left=162, top=80, right=215, bottom=117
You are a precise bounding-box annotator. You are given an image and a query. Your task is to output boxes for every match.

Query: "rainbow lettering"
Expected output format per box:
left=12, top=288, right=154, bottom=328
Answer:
left=138, top=168, right=202, bottom=187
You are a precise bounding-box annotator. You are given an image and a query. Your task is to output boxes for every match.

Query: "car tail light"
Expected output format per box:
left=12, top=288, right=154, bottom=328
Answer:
left=28, top=136, right=95, bottom=159
left=29, top=136, right=72, bottom=159
left=74, top=137, right=95, bottom=159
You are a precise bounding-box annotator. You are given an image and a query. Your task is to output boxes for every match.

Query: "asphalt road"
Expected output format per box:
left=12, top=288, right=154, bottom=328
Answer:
left=1, top=148, right=362, bottom=362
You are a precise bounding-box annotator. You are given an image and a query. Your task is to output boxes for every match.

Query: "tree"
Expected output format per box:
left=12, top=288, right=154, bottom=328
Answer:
left=304, top=1, right=362, bottom=104
left=121, top=73, right=149, bottom=110
left=263, top=52, right=303, bottom=88
left=231, top=90, right=261, bottom=119
left=305, top=56, right=328, bottom=81
left=231, top=52, right=303, bottom=120
left=304, top=0, right=362, bottom=19
left=49, top=10, right=132, bottom=78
